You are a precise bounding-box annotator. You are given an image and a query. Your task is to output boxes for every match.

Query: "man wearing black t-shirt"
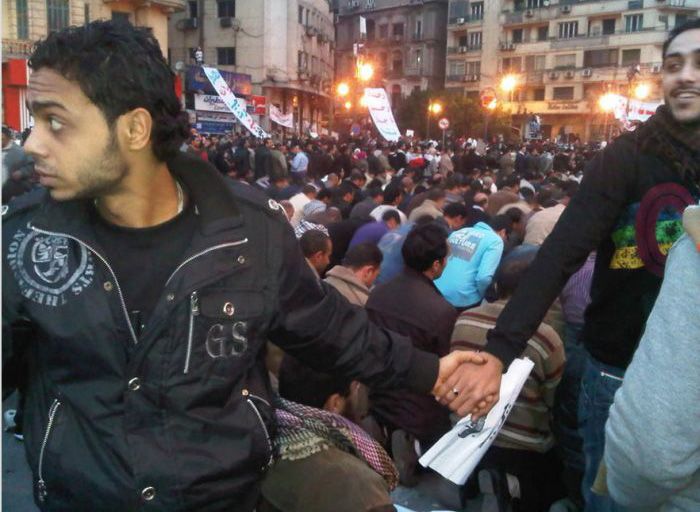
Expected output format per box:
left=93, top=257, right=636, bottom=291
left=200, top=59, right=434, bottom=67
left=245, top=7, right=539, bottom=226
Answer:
left=2, top=21, right=485, bottom=512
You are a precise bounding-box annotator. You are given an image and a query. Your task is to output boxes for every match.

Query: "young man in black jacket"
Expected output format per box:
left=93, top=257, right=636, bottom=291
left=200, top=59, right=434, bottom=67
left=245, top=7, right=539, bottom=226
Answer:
left=436, top=19, right=700, bottom=511
left=2, top=21, right=483, bottom=512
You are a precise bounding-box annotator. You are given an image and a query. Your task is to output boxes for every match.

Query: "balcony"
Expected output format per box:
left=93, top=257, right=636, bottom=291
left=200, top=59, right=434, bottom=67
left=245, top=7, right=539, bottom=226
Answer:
left=447, top=45, right=482, bottom=55
left=657, top=0, right=696, bottom=9
left=448, top=14, right=484, bottom=26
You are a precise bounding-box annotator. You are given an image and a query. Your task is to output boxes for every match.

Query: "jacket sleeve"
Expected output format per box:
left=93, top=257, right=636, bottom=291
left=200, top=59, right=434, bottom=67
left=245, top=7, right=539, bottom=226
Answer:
left=476, top=237, right=504, bottom=297
left=483, top=141, right=632, bottom=367
left=267, top=222, right=439, bottom=394
left=604, top=235, right=700, bottom=509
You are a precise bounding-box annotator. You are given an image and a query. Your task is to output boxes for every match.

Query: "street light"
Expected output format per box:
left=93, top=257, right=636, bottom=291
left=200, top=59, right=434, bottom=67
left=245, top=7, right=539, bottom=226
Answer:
left=599, top=92, right=617, bottom=142
left=426, top=101, right=443, bottom=139
left=500, top=74, right=518, bottom=103
left=357, top=62, right=374, bottom=82
left=344, top=101, right=352, bottom=111
left=337, top=82, right=350, bottom=97
left=633, top=82, right=651, bottom=100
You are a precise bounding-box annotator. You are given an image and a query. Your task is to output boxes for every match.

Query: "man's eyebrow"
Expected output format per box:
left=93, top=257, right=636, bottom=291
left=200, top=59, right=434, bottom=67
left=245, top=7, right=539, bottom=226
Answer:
left=664, top=49, right=700, bottom=60
left=25, top=100, right=69, bottom=113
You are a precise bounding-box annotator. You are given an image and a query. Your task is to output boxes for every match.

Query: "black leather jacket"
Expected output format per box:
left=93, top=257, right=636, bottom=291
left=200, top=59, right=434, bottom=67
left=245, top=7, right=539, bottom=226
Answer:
left=2, top=154, right=438, bottom=511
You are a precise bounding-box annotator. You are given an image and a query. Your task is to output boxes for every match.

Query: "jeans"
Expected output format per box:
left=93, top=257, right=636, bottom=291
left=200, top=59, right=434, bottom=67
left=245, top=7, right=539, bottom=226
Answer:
left=578, top=352, right=626, bottom=512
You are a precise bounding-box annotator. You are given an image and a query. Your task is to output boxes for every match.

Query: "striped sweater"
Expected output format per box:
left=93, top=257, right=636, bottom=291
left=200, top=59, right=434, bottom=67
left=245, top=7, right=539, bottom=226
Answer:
left=450, top=300, right=565, bottom=453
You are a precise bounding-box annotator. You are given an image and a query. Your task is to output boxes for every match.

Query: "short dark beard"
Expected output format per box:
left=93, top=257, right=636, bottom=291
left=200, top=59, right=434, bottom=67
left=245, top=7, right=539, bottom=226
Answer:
left=75, top=128, right=128, bottom=199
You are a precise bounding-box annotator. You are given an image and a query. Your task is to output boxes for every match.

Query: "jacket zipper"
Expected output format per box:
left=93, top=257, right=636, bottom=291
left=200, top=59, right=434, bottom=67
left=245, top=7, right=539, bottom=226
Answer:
left=37, top=399, right=61, bottom=503
left=183, top=291, right=199, bottom=374
left=600, top=370, right=624, bottom=382
left=164, top=239, right=249, bottom=287
left=243, top=391, right=273, bottom=467
left=29, top=225, right=138, bottom=345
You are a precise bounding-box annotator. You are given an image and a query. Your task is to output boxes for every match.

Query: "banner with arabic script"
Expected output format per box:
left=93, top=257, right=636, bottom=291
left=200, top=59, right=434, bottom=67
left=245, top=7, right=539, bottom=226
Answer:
left=364, top=88, right=401, bottom=142
left=202, top=66, right=269, bottom=139
left=269, top=104, right=294, bottom=129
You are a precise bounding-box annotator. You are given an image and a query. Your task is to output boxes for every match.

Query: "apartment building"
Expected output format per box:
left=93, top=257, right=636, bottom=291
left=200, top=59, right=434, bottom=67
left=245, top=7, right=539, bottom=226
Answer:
left=2, top=0, right=181, bottom=131
left=335, top=0, right=448, bottom=109
left=168, top=0, right=335, bottom=134
left=446, top=0, right=699, bottom=141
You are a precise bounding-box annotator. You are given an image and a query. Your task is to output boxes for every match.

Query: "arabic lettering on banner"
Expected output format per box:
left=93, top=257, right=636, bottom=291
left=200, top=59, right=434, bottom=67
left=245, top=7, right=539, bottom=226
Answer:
left=364, top=88, right=400, bottom=142
left=202, top=66, right=269, bottom=139
left=194, top=94, right=232, bottom=114
left=269, top=104, right=294, bottom=129
left=608, top=94, right=662, bottom=126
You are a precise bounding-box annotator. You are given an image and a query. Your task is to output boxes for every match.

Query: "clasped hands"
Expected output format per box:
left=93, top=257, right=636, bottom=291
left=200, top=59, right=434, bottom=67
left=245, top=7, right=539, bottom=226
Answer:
left=432, top=351, right=503, bottom=419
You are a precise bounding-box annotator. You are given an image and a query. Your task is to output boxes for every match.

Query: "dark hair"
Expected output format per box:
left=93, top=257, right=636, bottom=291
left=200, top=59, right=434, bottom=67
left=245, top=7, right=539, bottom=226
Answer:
left=426, top=187, right=446, bottom=201
left=445, top=174, right=466, bottom=190
left=279, top=355, right=351, bottom=409
left=488, top=214, right=513, bottom=235
left=443, top=202, right=468, bottom=219
left=302, top=184, right=318, bottom=195
left=504, top=207, right=524, bottom=224
left=498, top=174, right=520, bottom=190
left=383, top=183, right=402, bottom=204
left=663, top=18, right=700, bottom=57
left=317, top=188, right=332, bottom=202
left=366, top=186, right=384, bottom=199
left=28, top=20, right=189, bottom=161
left=402, top=223, right=449, bottom=272
left=494, top=245, right=539, bottom=298
left=342, top=242, right=383, bottom=269
left=299, top=229, right=330, bottom=258
left=381, top=209, right=401, bottom=224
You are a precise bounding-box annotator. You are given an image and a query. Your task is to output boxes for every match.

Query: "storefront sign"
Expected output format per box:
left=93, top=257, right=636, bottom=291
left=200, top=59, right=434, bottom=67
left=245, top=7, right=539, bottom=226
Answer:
left=186, top=65, right=252, bottom=96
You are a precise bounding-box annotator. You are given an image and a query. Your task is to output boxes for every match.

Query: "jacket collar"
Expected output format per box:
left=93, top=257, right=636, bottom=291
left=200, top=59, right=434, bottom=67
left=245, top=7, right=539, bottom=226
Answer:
left=30, top=153, right=243, bottom=240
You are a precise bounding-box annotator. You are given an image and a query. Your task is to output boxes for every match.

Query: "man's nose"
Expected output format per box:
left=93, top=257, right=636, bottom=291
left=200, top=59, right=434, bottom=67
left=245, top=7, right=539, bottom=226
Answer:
left=23, top=127, right=47, bottom=160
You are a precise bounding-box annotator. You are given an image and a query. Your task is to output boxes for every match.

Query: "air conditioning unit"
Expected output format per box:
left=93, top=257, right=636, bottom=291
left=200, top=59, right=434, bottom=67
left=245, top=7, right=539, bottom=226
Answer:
left=500, top=42, right=515, bottom=50
left=582, top=68, right=593, bottom=77
left=219, top=17, right=240, bottom=29
left=457, top=17, right=466, bottom=24
left=591, top=27, right=601, bottom=36
left=459, top=46, right=468, bottom=53
left=180, top=17, right=198, bottom=30
left=561, top=5, right=572, bottom=13
left=565, top=70, right=575, bottom=79
left=651, top=63, right=662, bottom=73
left=549, top=71, right=560, bottom=79
left=464, top=74, right=479, bottom=82
left=525, top=9, right=534, bottom=17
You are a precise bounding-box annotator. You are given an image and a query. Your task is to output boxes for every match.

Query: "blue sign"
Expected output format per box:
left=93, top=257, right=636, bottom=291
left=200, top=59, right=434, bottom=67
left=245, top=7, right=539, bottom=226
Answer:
left=186, top=65, right=252, bottom=96
left=195, top=121, right=236, bottom=134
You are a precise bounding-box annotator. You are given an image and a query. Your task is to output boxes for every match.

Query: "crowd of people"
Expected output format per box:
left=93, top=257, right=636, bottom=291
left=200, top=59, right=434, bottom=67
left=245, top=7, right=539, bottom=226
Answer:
left=2, top=18, right=699, bottom=512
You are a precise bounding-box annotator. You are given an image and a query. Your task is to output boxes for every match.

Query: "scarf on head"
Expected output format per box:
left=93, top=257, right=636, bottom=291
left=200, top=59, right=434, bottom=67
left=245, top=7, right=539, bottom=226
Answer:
left=637, top=105, right=700, bottom=191
left=272, top=395, right=399, bottom=491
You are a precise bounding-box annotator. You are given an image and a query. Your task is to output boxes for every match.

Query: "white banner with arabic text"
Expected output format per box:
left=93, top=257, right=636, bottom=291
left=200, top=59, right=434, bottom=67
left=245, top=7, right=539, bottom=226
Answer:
left=364, top=88, right=401, bottom=142
left=202, top=66, right=269, bottom=138
left=269, top=104, right=294, bottom=129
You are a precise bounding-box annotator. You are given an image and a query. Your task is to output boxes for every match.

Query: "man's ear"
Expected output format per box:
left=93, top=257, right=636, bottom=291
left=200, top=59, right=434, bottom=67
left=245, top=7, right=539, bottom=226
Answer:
left=118, top=108, right=153, bottom=152
left=324, top=393, right=346, bottom=415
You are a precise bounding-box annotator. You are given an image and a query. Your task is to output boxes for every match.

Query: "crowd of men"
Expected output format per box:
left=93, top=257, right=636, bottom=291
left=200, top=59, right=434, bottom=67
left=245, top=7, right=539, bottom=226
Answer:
left=2, top=18, right=699, bottom=512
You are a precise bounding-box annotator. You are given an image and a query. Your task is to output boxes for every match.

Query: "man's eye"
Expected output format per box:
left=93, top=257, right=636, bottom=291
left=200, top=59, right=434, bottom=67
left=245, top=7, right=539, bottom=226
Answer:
left=664, top=61, right=682, bottom=72
left=49, top=118, right=64, bottom=131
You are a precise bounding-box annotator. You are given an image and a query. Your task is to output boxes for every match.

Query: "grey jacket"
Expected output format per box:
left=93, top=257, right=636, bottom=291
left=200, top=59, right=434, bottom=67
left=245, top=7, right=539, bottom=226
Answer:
left=604, top=230, right=700, bottom=511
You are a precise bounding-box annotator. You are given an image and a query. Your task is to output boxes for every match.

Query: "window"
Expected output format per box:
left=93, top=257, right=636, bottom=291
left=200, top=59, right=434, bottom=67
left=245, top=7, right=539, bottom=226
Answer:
left=554, top=53, right=576, bottom=69
left=533, top=88, right=545, bottom=101
left=553, top=86, right=575, bottom=100
left=471, top=1, right=484, bottom=20
left=392, top=23, right=404, bottom=36
left=512, top=29, right=523, bottom=43
left=16, top=0, right=28, bottom=38
left=527, top=0, right=545, bottom=7
left=584, top=49, right=618, bottom=68
left=218, top=0, right=235, bottom=18
left=217, top=47, right=236, bottom=65
left=466, top=61, right=481, bottom=75
left=558, top=21, right=578, bottom=39
left=379, top=52, right=388, bottom=69
left=298, top=5, right=303, bottom=24
left=502, top=57, right=522, bottom=72
left=675, top=14, right=689, bottom=28
left=537, top=26, right=548, bottom=41
left=112, top=11, right=130, bottom=24
left=83, top=2, right=89, bottom=24
left=621, top=49, right=641, bottom=66
left=379, top=24, right=388, bottom=39
left=469, top=31, right=482, bottom=49
left=458, top=35, right=468, bottom=47
left=415, top=19, right=422, bottom=39
left=366, top=19, right=375, bottom=41
left=602, top=19, right=616, bottom=35
left=188, top=0, right=197, bottom=18
left=311, top=56, right=318, bottom=72
left=410, top=48, right=422, bottom=67
left=625, top=14, right=643, bottom=32
left=392, top=51, right=403, bottom=73
left=46, top=0, right=69, bottom=33
left=298, top=51, right=307, bottom=70
left=449, top=61, right=466, bottom=76
left=525, top=54, right=546, bottom=71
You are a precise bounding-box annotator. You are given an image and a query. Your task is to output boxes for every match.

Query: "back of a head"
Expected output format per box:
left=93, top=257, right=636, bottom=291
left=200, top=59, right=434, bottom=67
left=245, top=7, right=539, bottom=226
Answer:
left=279, top=355, right=351, bottom=409
left=489, top=214, right=513, bottom=235
left=299, top=229, right=330, bottom=258
left=443, top=202, right=468, bottom=219
left=402, top=223, right=448, bottom=272
left=495, top=245, right=540, bottom=298
left=342, top=242, right=383, bottom=269
left=28, top=20, right=189, bottom=162
left=381, top=209, right=401, bottom=225
left=426, top=187, right=446, bottom=202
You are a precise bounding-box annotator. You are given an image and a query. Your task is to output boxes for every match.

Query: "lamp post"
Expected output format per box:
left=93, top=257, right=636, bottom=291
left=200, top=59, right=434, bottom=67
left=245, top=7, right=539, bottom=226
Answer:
left=599, top=92, right=617, bottom=142
left=426, top=101, right=442, bottom=139
left=499, top=74, right=519, bottom=139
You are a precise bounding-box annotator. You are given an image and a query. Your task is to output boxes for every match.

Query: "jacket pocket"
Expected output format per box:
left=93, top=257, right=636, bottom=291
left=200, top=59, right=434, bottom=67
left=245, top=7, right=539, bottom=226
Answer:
left=243, top=390, right=274, bottom=470
left=182, top=289, right=265, bottom=378
left=36, top=399, right=62, bottom=504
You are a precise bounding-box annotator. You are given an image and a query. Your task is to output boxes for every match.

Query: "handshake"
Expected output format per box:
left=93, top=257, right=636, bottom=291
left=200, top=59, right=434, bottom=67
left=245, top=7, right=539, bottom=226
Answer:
left=432, top=351, right=504, bottom=419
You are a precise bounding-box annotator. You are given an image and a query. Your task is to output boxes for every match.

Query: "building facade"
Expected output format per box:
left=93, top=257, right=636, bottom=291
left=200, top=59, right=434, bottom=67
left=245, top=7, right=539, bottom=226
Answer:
left=168, top=0, right=335, bottom=135
left=335, top=0, right=448, bottom=110
left=446, top=0, right=699, bottom=142
left=2, top=0, right=182, bottom=131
